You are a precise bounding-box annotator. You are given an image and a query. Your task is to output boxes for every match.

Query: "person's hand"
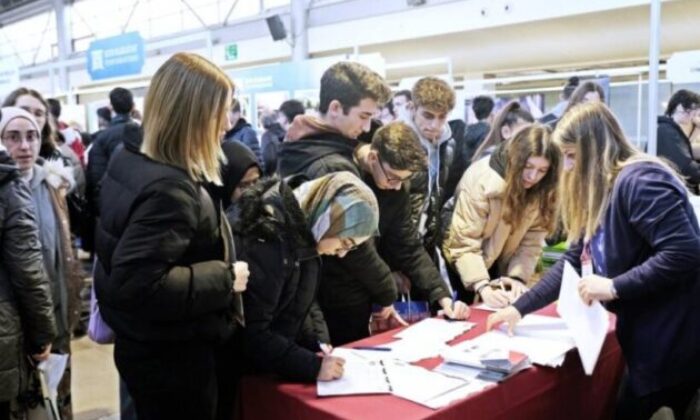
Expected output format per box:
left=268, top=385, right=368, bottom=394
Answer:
left=374, top=305, right=409, bottom=326
left=578, top=274, right=615, bottom=305
left=437, top=298, right=470, bottom=320
left=479, top=286, right=511, bottom=308
left=32, top=343, right=52, bottom=362
left=486, top=306, right=522, bottom=336
left=317, top=355, right=345, bottom=381
left=499, top=277, right=529, bottom=301
left=232, top=261, right=249, bottom=292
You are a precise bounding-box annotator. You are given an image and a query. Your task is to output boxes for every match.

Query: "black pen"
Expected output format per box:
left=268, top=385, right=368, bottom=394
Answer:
left=352, top=346, right=392, bottom=352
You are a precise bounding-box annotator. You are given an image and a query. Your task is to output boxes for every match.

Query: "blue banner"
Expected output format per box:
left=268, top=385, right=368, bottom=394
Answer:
left=87, top=32, right=145, bottom=81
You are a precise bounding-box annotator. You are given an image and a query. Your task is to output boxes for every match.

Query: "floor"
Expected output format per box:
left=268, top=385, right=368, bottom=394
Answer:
left=71, top=336, right=120, bottom=420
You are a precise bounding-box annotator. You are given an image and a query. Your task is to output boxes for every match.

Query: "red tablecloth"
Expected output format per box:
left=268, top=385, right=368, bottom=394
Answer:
left=239, top=305, right=625, bottom=420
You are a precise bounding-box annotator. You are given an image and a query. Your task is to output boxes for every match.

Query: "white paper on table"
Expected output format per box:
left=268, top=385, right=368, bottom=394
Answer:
left=393, top=318, right=475, bottom=343
left=38, top=353, right=68, bottom=399
left=421, top=379, right=492, bottom=409
left=502, top=314, right=575, bottom=345
left=557, top=261, right=609, bottom=375
left=382, top=360, right=468, bottom=409
left=449, top=330, right=574, bottom=367
left=317, top=348, right=392, bottom=396
left=381, top=338, right=450, bottom=363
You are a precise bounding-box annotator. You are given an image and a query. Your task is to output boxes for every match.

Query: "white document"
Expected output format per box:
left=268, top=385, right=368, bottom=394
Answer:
left=394, top=318, right=475, bottom=343
left=503, top=314, right=575, bottom=345
left=421, top=379, right=492, bottom=410
left=557, top=261, right=609, bottom=375
left=448, top=330, right=573, bottom=368
left=317, top=348, right=392, bottom=396
left=382, top=360, right=468, bottom=409
left=38, top=353, right=69, bottom=399
left=381, top=339, right=449, bottom=363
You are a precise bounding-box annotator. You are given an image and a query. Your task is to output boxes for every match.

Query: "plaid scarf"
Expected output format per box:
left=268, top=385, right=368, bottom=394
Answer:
left=293, top=171, right=379, bottom=241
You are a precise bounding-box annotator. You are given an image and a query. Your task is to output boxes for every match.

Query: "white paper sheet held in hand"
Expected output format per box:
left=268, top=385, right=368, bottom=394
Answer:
left=557, top=261, right=609, bottom=375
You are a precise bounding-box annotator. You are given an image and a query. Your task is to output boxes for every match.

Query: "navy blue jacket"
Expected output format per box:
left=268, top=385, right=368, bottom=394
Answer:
left=514, top=161, right=700, bottom=397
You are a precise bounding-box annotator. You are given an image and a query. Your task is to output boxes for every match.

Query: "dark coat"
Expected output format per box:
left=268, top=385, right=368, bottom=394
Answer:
left=408, top=133, right=456, bottom=256
left=277, top=132, right=359, bottom=180
left=364, top=172, right=451, bottom=305
left=225, top=118, right=262, bottom=170
left=0, top=151, right=56, bottom=401
left=514, top=161, right=700, bottom=397
left=277, top=132, right=397, bottom=309
left=229, top=178, right=326, bottom=382
left=656, top=116, right=700, bottom=192
left=260, top=123, right=286, bottom=176
left=86, top=114, right=139, bottom=214
left=94, top=140, right=236, bottom=343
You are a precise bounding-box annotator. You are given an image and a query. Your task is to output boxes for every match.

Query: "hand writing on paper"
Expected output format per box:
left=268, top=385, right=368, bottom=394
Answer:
left=498, top=277, right=529, bottom=301
left=578, top=275, right=615, bottom=305
left=438, top=298, right=471, bottom=320
left=374, top=305, right=409, bottom=326
left=32, top=343, right=52, bottom=362
left=479, top=286, right=511, bottom=308
left=232, top=261, right=249, bottom=292
left=486, top=306, right=522, bottom=336
left=317, top=355, right=345, bottom=381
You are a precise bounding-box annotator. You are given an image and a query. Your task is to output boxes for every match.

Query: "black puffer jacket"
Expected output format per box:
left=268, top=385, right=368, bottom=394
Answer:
left=277, top=132, right=397, bottom=309
left=229, top=178, right=325, bottom=382
left=657, top=116, right=700, bottom=193
left=0, top=151, right=56, bottom=401
left=86, top=114, right=139, bottom=214
left=261, top=123, right=286, bottom=176
left=94, top=138, right=236, bottom=343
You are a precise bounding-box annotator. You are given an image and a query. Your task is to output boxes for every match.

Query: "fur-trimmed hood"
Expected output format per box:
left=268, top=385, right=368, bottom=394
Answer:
left=228, top=177, right=316, bottom=250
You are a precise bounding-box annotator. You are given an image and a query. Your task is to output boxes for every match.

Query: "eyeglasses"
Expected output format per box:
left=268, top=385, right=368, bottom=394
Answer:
left=1, top=130, right=39, bottom=145
left=377, top=154, right=413, bottom=184
left=339, top=238, right=359, bottom=253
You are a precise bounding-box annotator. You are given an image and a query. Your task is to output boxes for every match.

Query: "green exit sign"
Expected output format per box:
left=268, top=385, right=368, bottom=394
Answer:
left=225, top=43, right=238, bottom=61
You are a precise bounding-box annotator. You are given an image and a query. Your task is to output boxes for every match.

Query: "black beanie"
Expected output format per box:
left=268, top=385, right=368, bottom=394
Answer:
left=221, top=140, right=261, bottom=208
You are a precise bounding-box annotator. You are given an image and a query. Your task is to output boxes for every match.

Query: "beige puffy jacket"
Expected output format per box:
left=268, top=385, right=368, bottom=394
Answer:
left=442, top=157, right=547, bottom=289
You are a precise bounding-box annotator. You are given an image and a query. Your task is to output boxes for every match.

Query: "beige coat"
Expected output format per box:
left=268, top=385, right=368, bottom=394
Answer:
left=442, top=157, right=547, bottom=288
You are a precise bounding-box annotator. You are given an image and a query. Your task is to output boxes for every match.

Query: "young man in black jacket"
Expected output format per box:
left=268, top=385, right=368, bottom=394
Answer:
left=87, top=87, right=138, bottom=214
left=278, top=63, right=469, bottom=344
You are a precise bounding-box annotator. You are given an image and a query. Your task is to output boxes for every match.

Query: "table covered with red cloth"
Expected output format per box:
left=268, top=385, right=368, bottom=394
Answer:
left=238, top=304, right=625, bottom=420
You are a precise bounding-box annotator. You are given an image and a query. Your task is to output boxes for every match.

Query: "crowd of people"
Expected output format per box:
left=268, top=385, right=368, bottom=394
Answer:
left=1, top=51, right=699, bottom=420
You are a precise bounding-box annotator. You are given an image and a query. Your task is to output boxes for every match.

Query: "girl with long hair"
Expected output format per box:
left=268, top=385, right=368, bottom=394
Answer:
left=443, top=124, right=560, bottom=307
left=488, top=102, right=700, bottom=419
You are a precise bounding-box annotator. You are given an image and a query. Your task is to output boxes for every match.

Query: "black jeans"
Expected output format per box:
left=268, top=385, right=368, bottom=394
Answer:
left=323, top=303, right=373, bottom=346
left=115, top=335, right=241, bottom=420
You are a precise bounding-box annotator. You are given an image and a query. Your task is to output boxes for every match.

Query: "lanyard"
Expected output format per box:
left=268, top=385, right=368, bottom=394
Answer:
left=580, top=241, right=593, bottom=277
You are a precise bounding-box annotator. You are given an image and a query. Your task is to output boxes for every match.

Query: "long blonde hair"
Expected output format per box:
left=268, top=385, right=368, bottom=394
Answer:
left=141, top=53, right=233, bottom=185
left=555, top=102, right=674, bottom=242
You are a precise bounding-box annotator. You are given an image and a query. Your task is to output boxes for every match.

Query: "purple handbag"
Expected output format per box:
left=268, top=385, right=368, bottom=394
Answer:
left=88, top=284, right=115, bottom=344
